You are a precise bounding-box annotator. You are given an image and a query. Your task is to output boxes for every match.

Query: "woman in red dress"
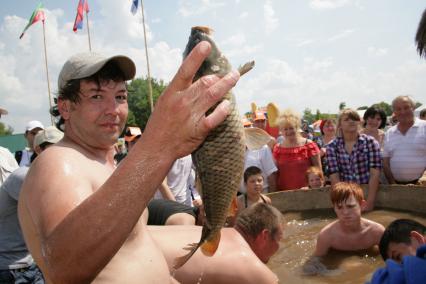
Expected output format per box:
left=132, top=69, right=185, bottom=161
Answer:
left=273, top=109, right=322, bottom=190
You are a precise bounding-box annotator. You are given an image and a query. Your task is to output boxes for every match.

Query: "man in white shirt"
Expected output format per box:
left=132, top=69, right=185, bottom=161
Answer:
left=383, top=96, right=426, bottom=184
left=15, top=120, right=44, bottom=167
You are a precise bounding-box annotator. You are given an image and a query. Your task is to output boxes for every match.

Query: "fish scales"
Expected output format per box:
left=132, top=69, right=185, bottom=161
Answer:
left=173, top=26, right=248, bottom=269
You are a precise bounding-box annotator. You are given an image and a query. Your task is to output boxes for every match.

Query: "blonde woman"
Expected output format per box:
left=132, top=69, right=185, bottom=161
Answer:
left=326, top=109, right=382, bottom=211
left=272, top=109, right=321, bottom=190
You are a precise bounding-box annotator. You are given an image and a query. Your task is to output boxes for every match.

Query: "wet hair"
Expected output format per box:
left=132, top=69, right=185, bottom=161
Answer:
left=330, top=182, right=364, bottom=205
left=391, top=95, right=416, bottom=110
left=235, top=203, right=283, bottom=240
left=363, top=106, right=387, bottom=129
left=319, top=119, right=335, bottom=135
left=277, top=108, right=301, bottom=132
left=420, top=108, right=426, bottom=119
left=379, top=219, right=426, bottom=260
left=305, top=166, right=324, bottom=183
left=244, top=166, right=263, bottom=183
left=50, top=61, right=127, bottom=129
left=415, top=8, right=426, bottom=58
left=336, top=108, right=361, bottom=137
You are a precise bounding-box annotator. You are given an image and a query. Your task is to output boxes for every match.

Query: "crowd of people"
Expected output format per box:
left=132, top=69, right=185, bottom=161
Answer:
left=0, top=8, right=425, bottom=284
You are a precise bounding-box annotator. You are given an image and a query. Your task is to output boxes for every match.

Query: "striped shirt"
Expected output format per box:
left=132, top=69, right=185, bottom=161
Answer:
left=383, top=119, right=426, bottom=182
left=326, top=134, right=382, bottom=184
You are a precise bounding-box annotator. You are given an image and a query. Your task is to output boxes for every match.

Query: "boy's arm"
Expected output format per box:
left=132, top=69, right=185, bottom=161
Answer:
left=313, top=229, right=331, bottom=257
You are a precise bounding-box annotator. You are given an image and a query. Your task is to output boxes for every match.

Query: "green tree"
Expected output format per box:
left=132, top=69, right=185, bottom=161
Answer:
left=127, top=77, right=167, bottom=131
left=415, top=101, right=423, bottom=109
left=303, top=108, right=315, bottom=124
left=338, top=102, right=346, bottom=111
left=357, top=106, right=368, bottom=110
left=0, top=122, right=13, bottom=136
left=371, top=101, right=392, bottom=116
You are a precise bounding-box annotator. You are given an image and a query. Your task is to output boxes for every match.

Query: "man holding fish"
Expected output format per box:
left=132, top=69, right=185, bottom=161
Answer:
left=17, top=40, right=241, bottom=283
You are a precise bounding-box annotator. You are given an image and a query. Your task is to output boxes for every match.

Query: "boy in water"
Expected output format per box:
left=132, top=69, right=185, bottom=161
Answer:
left=237, top=166, right=271, bottom=212
left=314, top=182, right=384, bottom=256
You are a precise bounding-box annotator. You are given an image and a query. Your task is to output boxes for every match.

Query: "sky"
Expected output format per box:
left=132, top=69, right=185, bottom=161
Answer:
left=1, top=0, right=426, bottom=133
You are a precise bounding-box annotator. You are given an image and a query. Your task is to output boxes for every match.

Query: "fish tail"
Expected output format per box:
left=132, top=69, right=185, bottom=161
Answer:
left=238, top=60, right=255, bottom=76
left=201, top=231, right=221, bottom=256
left=173, top=242, right=200, bottom=269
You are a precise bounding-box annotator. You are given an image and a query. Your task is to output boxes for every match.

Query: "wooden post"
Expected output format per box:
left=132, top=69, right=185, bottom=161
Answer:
left=85, top=9, right=92, bottom=51
left=42, top=21, right=54, bottom=126
left=140, top=0, right=154, bottom=112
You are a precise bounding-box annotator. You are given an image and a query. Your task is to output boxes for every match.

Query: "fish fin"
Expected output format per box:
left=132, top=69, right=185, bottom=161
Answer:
left=251, top=102, right=258, bottom=116
left=173, top=243, right=200, bottom=269
left=238, top=61, right=255, bottom=76
left=201, top=232, right=221, bottom=256
left=244, top=127, right=274, bottom=150
left=228, top=196, right=238, bottom=217
left=267, top=102, right=280, bottom=127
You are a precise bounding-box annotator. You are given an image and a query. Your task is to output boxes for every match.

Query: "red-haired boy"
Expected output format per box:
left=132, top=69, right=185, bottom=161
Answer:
left=314, top=182, right=385, bottom=256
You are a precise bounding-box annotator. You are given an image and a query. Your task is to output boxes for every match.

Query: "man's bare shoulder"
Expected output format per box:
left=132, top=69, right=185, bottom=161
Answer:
left=23, top=144, right=94, bottom=192
left=20, top=143, right=107, bottom=236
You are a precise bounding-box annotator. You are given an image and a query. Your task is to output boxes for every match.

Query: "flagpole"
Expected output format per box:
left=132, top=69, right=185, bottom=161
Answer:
left=42, top=21, right=54, bottom=126
left=85, top=10, right=92, bottom=51
left=140, top=0, right=154, bottom=112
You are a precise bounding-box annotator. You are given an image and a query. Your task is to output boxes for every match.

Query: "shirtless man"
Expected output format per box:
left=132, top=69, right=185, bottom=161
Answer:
left=314, top=182, right=384, bottom=257
left=150, top=203, right=282, bottom=284
left=18, top=41, right=240, bottom=283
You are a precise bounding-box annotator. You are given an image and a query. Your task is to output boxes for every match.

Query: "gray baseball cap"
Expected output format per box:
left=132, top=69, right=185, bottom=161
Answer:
left=58, top=52, right=136, bottom=90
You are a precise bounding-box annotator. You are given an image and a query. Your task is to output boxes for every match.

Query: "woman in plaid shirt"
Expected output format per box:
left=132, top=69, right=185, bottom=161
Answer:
left=326, top=109, right=382, bottom=212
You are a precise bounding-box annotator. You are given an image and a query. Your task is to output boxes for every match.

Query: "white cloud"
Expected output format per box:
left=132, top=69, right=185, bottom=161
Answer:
left=264, top=0, right=279, bottom=35
left=297, top=39, right=316, bottom=47
left=327, top=29, right=355, bottom=42
left=368, top=47, right=388, bottom=57
left=177, top=0, right=226, bottom=17
left=239, top=11, right=249, bottom=19
left=309, top=0, right=351, bottom=10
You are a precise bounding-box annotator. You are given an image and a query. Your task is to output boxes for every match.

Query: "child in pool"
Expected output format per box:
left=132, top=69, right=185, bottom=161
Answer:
left=302, top=166, right=325, bottom=189
left=237, top=166, right=272, bottom=212
left=314, top=182, right=384, bottom=256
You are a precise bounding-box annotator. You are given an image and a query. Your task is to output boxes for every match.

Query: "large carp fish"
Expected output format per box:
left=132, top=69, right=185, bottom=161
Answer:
left=173, top=26, right=256, bottom=269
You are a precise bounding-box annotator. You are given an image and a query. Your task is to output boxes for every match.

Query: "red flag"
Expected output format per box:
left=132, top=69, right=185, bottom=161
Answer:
left=73, top=0, right=89, bottom=32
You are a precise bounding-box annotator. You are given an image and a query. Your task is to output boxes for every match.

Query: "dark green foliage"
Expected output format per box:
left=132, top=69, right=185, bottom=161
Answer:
left=371, top=101, right=392, bottom=116
left=0, top=122, right=13, bottom=136
left=127, top=76, right=167, bottom=131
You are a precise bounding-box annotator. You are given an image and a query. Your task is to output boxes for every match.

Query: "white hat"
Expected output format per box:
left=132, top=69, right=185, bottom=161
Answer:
left=34, top=126, right=64, bottom=148
left=25, top=120, right=44, bottom=132
left=58, top=52, right=136, bottom=90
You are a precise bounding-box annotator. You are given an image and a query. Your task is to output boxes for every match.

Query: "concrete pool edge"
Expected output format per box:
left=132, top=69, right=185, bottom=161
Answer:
left=266, top=185, right=426, bottom=215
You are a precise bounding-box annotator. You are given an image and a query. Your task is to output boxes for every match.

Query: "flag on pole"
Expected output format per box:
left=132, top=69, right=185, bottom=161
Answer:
left=19, top=3, right=45, bottom=39
left=73, top=0, right=89, bottom=32
left=131, top=0, right=139, bottom=15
